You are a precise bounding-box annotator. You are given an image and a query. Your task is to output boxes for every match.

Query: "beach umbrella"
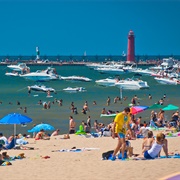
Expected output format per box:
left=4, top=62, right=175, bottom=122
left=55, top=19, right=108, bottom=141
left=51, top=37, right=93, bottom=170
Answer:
left=28, top=123, right=55, bottom=133
left=130, top=106, right=149, bottom=115
left=148, top=104, right=166, bottom=110
left=0, top=113, right=33, bottom=136
left=162, top=104, right=179, bottom=111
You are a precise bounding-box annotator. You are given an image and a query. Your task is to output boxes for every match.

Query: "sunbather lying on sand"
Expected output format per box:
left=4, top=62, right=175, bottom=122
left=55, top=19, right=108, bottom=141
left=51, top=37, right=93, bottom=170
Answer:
left=2, top=152, right=25, bottom=160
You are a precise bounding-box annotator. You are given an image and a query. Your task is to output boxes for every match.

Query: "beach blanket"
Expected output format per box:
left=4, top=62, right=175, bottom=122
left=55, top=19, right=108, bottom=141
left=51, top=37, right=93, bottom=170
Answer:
left=132, top=155, right=180, bottom=160
left=52, top=148, right=99, bottom=152
left=91, top=133, right=101, bottom=138
left=160, top=155, right=180, bottom=159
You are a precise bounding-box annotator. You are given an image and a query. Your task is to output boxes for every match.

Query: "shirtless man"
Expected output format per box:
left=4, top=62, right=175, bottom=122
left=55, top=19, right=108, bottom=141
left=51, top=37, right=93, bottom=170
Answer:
left=69, top=116, right=76, bottom=134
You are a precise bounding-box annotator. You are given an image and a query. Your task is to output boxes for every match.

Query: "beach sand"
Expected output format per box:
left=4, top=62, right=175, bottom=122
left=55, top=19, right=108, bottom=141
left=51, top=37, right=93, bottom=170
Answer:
left=0, top=134, right=180, bottom=180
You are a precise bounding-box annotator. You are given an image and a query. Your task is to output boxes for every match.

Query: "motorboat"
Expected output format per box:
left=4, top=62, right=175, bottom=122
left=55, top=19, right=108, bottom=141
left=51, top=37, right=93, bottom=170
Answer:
left=151, top=70, right=180, bottom=79
left=20, top=67, right=59, bottom=82
left=5, top=72, right=19, bottom=76
left=154, top=77, right=178, bottom=85
left=28, top=85, right=56, bottom=92
left=86, top=61, right=125, bottom=70
left=7, top=63, right=30, bottom=72
left=95, top=67, right=128, bottom=75
left=63, top=87, right=86, bottom=92
left=115, top=78, right=149, bottom=90
left=133, top=68, right=155, bottom=76
left=95, top=78, right=118, bottom=86
left=59, top=76, right=92, bottom=82
left=151, top=71, right=164, bottom=77
left=149, top=57, right=175, bottom=71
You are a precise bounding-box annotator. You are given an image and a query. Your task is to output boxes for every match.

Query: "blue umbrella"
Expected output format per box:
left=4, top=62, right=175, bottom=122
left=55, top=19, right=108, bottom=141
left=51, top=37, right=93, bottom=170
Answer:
left=0, top=113, right=33, bottom=136
left=28, top=123, right=55, bottom=133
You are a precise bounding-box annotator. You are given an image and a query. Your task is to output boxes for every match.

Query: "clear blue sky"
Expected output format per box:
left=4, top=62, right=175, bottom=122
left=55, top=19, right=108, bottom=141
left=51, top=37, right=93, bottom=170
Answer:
left=0, top=0, right=179, bottom=56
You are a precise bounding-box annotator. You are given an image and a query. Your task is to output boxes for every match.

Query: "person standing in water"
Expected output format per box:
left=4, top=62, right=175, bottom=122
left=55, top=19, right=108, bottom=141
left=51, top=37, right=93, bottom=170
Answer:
left=69, top=116, right=76, bottom=134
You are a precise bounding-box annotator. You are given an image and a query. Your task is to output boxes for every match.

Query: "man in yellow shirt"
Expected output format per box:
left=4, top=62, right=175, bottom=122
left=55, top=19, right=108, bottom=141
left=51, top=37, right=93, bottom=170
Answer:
left=111, top=107, right=132, bottom=160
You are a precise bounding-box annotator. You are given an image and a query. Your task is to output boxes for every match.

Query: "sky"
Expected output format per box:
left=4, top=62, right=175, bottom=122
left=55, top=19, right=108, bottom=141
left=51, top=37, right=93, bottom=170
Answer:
left=0, top=0, right=180, bottom=56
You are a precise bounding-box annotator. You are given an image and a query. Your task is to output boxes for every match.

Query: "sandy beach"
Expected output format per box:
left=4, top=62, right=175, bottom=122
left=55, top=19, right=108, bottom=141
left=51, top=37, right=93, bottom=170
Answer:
left=0, top=133, right=180, bottom=180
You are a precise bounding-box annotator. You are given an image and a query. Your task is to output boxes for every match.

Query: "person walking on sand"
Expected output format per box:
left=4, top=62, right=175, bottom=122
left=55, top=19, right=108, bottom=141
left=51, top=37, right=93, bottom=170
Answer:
left=69, top=116, right=76, bottom=134
left=111, top=107, right=132, bottom=161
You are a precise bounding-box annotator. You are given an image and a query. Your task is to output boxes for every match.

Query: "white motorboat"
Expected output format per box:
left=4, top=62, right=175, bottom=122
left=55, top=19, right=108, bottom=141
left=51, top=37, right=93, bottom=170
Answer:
left=7, top=63, right=30, bottom=72
left=20, top=67, right=59, bottom=82
left=133, top=68, right=155, bottom=76
left=149, top=57, right=175, bottom=71
left=95, top=67, right=128, bottom=75
left=95, top=78, right=118, bottom=86
left=86, top=61, right=125, bottom=70
left=60, top=76, right=92, bottom=82
left=5, top=72, right=19, bottom=76
left=115, top=78, right=149, bottom=90
left=154, top=77, right=178, bottom=85
left=28, top=85, right=56, bottom=92
left=63, top=87, right=86, bottom=92
left=151, top=71, right=164, bottom=77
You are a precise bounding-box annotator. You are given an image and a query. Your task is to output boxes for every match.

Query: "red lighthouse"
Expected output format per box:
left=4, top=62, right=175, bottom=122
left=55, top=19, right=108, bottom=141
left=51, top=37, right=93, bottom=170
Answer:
left=127, top=30, right=135, bottom=62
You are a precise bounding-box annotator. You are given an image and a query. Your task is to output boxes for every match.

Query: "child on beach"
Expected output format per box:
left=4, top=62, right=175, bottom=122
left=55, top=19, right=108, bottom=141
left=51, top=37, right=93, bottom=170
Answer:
left=35, top=129, right=50, bottom=140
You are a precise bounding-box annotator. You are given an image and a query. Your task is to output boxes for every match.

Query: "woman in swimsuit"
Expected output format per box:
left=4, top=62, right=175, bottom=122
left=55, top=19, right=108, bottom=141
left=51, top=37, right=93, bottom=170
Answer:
left=142, top=131, right=154, bottom=153
left=144, top=132, right=168, bottom=159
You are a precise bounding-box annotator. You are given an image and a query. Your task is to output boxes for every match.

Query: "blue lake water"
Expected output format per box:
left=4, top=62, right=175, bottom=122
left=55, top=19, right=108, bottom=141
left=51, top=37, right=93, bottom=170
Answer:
left=0, top=65, right=180, bottom=136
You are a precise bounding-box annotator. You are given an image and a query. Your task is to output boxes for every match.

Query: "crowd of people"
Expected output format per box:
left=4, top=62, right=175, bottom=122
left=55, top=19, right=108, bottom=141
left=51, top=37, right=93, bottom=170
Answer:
left=0, top=91, right=180, bottom=164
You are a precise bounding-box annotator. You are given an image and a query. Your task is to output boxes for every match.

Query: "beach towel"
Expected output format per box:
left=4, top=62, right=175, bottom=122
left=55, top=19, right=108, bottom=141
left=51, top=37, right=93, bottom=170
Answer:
left=52, top=147, right=99, bottom=152
left=91, top=133, right=100, bottom=138
left=160, top=154, right=180, bottom=159
left=132, top=154, right=180, bottom=160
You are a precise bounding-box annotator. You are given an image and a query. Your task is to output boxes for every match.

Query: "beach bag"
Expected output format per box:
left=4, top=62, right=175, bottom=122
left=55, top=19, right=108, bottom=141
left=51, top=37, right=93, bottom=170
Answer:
left=118, top=151, right=127, bottom=159
left=102, top=150, right=114, bottom=160
left=103, top=131, right=111, bottom=137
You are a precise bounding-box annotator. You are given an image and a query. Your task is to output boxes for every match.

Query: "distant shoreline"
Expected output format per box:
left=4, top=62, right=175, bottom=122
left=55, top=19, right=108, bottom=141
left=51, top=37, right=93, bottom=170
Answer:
left=0, top=61, right=159, bottom=66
